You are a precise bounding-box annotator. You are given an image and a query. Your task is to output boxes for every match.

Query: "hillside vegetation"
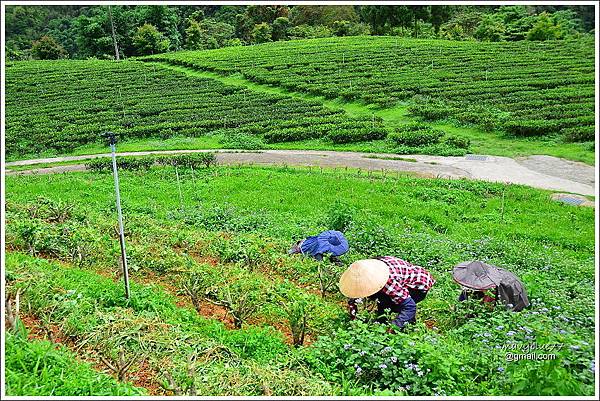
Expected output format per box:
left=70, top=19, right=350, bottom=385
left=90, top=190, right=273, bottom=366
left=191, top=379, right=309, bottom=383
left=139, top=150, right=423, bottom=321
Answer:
left=5, top=164, right=596, bottom=395
left=149, top=36, right=595, bottom=143
left=5, top=36, right=596, bottom=163
left=5, top=60, right=387, bottom=158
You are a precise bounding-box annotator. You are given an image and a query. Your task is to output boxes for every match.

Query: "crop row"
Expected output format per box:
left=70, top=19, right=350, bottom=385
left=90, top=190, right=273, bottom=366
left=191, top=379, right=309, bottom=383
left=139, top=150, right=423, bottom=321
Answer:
left=148, top=37, right=595, bottom=140
left=4, top=60, right=387, bottom=158
left=5, top=252, right=335, bottom=395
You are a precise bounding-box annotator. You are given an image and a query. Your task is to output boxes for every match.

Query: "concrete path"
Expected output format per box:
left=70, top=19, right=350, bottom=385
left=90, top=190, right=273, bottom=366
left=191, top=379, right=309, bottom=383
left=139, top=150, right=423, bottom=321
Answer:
left=5, top=149, right=596, bottom=196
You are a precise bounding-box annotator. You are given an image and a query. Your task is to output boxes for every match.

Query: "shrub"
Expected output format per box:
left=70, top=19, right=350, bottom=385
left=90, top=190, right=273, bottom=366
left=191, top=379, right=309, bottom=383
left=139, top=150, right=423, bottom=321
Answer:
left=347, top=222, right=398, bottom=257
left=323, top=200, right=354, bottom=232
left=281, top=297, right=309, bottom=346
left=407, top=98, right=455, bottom=121
left=181, top=265, right=225, bottom=313
left=213, top=279, right=267, bottom=328
left=561, top=126, right=595, bottom=143
left=389, top=126, right=444, bottom=147
left=212, top=234, right=267, bottom=269
left=173, top=203, right=269, bottom=233
left=220, top=132, right=266, bottom=150
left=504, top=119, right=559, bottom=136
left=156, top=153, right=218, bottom=168
left=444, top=135, right=471, bottom=149
left=327, top=127, right=388, bottom=144
left=85, top=157, right=155, bottom=172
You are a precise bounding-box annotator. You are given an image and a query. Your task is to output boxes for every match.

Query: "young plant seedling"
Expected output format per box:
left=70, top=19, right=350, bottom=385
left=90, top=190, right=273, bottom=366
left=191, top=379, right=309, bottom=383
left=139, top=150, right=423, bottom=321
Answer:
left=98, top=347, right=142, bottom=382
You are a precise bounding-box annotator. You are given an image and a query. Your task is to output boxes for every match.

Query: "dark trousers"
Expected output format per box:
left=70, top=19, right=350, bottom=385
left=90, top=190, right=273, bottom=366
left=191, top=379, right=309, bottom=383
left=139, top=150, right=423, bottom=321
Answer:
left=371, top=288, right=428, bottom=326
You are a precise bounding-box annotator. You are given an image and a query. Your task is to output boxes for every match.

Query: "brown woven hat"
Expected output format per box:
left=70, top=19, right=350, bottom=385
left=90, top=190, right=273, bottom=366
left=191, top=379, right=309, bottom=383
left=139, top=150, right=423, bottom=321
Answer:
left=339, top=259, right=390, bottom=298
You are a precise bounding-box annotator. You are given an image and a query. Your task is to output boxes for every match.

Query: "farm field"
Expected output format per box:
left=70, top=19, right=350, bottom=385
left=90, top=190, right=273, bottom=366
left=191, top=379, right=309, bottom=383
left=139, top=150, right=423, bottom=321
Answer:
left=5, top=36, right=596, bottom=164
left=149, top=36, right=596, bottom=141
left=4, top=160, right=596, bottom=396
left=4, top=60, right=387, bottom=160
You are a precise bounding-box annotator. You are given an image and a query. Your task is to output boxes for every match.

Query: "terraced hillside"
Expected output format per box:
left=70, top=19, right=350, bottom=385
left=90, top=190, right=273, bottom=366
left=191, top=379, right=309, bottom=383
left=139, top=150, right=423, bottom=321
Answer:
left=150, top=36, right=596, bottom=142
left=4, top=60, right=385, bottom=158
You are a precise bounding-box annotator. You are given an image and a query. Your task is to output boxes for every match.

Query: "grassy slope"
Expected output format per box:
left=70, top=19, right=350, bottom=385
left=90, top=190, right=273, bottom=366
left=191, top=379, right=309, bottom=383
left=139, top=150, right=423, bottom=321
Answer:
left=143, top=36, right=595, bottom=164
left=160, top=63, right=596, bottom=164
left=4, top=165, right=595, bottom=394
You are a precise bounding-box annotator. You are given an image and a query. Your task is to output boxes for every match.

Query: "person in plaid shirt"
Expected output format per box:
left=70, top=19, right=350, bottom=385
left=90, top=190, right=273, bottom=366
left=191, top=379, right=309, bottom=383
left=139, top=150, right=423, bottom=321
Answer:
left=339, top=256, right=435, bottom=329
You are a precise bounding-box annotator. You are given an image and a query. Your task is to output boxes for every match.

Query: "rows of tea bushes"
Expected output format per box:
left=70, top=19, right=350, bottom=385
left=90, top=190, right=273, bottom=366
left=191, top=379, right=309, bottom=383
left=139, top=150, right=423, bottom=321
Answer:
left=4, top=60, right=386, bottom=158
left=85, top=153, right=218, bottom=172
left=149, top=36, right=595, bottom=141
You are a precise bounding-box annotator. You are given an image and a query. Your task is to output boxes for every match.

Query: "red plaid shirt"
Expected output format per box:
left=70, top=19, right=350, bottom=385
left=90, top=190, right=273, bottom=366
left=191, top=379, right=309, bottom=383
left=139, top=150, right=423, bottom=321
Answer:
left=377, top=256, right=435, bottom=304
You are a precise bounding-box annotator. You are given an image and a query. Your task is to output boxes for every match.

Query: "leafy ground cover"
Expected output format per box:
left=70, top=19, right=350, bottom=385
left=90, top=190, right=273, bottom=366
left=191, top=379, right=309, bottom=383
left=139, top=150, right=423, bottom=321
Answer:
left=5, top=331, right=146, bottom=396
left=4, top=163, right=595, bottom=395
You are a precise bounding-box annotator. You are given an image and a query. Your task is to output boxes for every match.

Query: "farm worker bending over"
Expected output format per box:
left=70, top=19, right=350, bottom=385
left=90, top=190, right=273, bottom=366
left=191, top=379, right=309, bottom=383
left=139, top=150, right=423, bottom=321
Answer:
left=452, top=260, right=529, bottom=312
left=288, top=230, right=349, bottom=265
left=339, top=257, right=435, bottom=329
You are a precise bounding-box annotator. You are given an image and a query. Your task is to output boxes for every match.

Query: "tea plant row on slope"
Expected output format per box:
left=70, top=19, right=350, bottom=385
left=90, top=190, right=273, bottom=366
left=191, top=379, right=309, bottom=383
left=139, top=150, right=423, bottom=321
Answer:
left=149, top=36, right=595, bottom=141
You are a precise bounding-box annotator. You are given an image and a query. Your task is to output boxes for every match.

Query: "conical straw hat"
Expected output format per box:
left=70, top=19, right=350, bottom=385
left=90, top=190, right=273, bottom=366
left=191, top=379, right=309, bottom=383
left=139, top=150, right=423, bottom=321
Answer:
left=339, top=259, right=390, bottom=298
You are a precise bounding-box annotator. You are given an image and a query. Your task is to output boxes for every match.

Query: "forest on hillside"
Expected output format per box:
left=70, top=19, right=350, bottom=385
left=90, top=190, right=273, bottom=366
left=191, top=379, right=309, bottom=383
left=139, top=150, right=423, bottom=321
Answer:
left=5, top=4, right=595, bottom=60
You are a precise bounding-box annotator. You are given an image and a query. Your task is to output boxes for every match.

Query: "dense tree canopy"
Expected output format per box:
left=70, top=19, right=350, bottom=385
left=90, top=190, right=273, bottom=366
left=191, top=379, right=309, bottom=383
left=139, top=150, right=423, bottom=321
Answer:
left=4, top=4, right=594, bottom=60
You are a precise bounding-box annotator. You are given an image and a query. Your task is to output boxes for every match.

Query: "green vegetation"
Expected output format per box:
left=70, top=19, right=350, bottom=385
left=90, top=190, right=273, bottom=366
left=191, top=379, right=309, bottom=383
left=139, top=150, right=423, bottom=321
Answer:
left=5, top=60, right=388, bottom=159
left=5, top=332, right=146, bottom=396
left=5, top=5, right=592, bottom=60
left=150, top=36, right=595, bottom=143
left=4, top=164, right=595, bottom=395
left=6, top=37, right=595, bottom=164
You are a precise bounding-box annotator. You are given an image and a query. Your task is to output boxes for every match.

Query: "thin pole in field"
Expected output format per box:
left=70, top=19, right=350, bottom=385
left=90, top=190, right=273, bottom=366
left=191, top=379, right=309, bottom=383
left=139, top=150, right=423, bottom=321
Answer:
left=175, top=164, right=184, bottom=209
left=500, top=186, right=506, bottom=223
left=105, top=132, right=130, bottom=299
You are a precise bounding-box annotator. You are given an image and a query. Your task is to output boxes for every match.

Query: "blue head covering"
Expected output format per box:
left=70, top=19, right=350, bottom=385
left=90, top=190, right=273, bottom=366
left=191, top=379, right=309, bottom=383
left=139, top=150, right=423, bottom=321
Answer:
left=300, top=230, right=349, bottom=257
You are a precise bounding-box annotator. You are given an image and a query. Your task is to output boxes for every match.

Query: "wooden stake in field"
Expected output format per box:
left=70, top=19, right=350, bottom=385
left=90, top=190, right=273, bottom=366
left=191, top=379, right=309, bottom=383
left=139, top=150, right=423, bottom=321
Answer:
left=104, top=132, right=130, bottom=299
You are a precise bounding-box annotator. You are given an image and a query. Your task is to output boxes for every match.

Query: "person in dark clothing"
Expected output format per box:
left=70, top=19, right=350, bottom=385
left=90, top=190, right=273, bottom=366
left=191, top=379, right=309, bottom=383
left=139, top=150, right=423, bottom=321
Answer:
left=340, top=256, right=435, bottom=329
left=452, top=261, right=529, bottom=312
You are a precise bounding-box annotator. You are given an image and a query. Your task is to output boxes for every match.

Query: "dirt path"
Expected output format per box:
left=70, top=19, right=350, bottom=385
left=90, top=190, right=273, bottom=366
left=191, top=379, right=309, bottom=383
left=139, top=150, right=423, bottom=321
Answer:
left=5, top=149, right=595, bottom=196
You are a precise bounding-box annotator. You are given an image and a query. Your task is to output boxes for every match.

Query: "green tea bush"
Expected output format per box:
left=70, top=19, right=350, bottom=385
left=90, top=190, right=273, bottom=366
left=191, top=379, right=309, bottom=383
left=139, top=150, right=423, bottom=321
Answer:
left=323, top=200, right=355, bottom=232
left=85, top=156, right=155, bottom=172
left=157, top=153, right=217, bottom=168
left=128, top=243, right=187, bottom=274
left=389, top=125, right=445, bottom=147
left=561, top=126, right=595, bottom=142
left=212, top=234, right=269, bottom=269
left=407, top=98, right=454, bottom=121
left=220, top=131, right=266, bottom=150
left=347, top=222, right=398, bottom=257
left=444, top=135, right=471, bottom=149
left=173, top=203, right=270, bottom=233
left=85, top=153, right=219, bottom=172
